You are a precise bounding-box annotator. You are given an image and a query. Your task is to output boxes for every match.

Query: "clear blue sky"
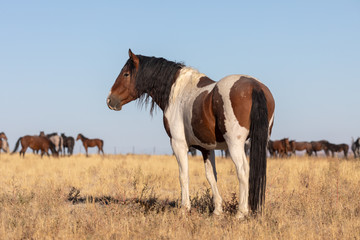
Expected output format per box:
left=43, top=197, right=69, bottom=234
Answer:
left=1, top=1, right=359, bottom=155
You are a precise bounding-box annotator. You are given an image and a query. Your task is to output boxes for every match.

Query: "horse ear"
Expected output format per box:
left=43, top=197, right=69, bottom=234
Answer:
left=128, top=49, right=139, bottom=69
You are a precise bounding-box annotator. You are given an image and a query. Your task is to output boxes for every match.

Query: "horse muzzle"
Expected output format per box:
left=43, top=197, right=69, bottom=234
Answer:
left=107, top=94, right=122, bottom=111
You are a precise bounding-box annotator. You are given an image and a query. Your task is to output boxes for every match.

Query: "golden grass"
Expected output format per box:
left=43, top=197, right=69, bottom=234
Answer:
left=0, top=153, right=359, bottom=239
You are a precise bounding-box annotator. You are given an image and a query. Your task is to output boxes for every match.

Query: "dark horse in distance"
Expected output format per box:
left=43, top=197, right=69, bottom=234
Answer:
left=61, top=133, right=75, bottom=156
left=76, top=134, right=104, bottom=157
left=12, top=135, right=58, bottom=157
left=107, top=50, right=275, bottom=219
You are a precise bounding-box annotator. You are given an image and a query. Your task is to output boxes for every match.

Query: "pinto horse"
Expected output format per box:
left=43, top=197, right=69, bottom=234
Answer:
left=0, top=132, right=9, bottom=153
left=107, top=50, right=275, bottom=218
left=351, top=138, right=360, bottom=158
left=76, top=134, right=104, bottom=157
left=11, top=135, right=58, bottom=157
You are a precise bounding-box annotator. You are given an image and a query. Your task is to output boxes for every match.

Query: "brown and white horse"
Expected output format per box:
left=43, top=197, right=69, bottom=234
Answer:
left=0, top=132, right=9, bottom=153
left=107, top=50, right=275, bottom=218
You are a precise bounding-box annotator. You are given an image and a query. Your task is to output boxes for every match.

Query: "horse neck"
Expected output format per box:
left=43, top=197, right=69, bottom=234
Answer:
left=80, top=135, right=88, bottom=141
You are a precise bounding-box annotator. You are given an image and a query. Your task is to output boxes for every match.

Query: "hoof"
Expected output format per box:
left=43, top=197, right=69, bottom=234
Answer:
left=236, top=211, right=249, bottom=221
left=213, top=208, right=223, bottom=216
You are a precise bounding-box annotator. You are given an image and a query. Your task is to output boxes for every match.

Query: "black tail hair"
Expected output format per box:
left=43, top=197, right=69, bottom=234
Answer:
left=49, top=141, right=58, bottom=156
left=11, top=137, right=22, bottom=154
left=249, top=88, right=269, bottom=213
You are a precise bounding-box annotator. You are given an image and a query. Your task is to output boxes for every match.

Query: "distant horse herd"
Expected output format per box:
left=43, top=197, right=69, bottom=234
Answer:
left=0, top=131, right=104, bottom=158
left=1, top=131, right=359, bottom=159
left=268, top=138, right=360, bottom=159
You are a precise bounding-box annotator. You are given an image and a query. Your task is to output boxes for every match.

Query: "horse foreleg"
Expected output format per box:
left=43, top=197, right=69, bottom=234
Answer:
left=202, top=149, right=223, bottom=215
left=171, top=139, right=191, bottom=211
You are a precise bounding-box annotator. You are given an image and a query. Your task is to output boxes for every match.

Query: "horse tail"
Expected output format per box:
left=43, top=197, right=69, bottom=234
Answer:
left=249, top=87, right=269, bottom=213
left=11, top=137, right=22, bottom=154
left=49, top=140, right=56, bottom=153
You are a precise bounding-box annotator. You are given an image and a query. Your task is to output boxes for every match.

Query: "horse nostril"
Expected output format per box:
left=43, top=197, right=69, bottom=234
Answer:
left=107, top=95, right=122, bottom=110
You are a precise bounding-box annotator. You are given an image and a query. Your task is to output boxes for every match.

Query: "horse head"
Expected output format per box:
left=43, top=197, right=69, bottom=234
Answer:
left=76, top=134, right=82, bottom=141
left=0, top=132, right=7, bottom=140
left=107, top=49, right=139, bottom=111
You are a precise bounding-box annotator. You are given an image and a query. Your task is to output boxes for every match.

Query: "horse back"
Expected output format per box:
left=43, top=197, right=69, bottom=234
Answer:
left=21, top=135, right=50, bottom=150
left=87, top=138, right=103, bottom=148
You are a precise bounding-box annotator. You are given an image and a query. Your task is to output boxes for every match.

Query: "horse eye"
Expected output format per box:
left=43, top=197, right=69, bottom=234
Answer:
left=124, top=73, right=130, bottom=77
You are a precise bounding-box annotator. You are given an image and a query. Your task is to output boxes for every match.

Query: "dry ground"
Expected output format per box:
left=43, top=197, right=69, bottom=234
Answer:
left=0, top=153, right=359, bottom=239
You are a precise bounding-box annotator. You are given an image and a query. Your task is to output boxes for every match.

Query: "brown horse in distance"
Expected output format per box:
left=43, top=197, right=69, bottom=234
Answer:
left=268, top=138, right=290, bottom=158
left=76, top=134, right=104, bottom=157
left=290, top=141, right=313, bottom=156
left=11, top=135, right=58, bottom=157
left=311, top=140, right=330, bottom=157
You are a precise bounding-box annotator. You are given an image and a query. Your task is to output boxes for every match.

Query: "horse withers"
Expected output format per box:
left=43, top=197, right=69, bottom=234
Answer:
left=107, top=50, right=275, bottom=219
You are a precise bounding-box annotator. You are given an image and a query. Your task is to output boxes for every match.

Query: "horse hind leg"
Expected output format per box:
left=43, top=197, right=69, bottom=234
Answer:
left=20, top=146, right=27, bottom=158
left=201, top=149, right=223, bottom=215
left=226, top=135, right=250, bottom=219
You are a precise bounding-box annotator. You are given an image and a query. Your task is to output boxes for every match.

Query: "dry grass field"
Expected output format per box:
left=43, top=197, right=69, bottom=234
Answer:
left=0, top=153, right=359, bottom=239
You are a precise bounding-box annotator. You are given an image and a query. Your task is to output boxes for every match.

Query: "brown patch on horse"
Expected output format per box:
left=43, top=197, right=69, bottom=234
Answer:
left=197, top=77, right=215, bottom=88
left=229, top=77, right=253, bottom=129
left=230, top=76, right=275, bottom=130
left=191, top=87, right=226, bottom=145
left=192, top=91, right=216, bottom=145
left=212, top=86, right=226, bottom=142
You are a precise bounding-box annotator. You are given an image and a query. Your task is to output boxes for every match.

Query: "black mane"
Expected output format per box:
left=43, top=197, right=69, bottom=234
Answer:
left=133, top=55, right=184, bottom=114
left=78, top=134, right=87, bottom=140
left=46, top=132, right=58, bottom=137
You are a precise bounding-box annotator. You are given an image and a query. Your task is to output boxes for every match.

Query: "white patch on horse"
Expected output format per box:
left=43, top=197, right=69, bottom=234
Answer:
left=167, top=67, right=219, bottom=149
left=216, top=75, right=250, bottom=138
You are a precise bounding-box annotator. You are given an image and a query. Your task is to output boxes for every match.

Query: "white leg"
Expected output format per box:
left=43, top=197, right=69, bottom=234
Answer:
left=171, top=139, right=191, bottom=211
left=228, top=141, right=249, bottom=219
left=202, top=150, right=223, bottom=215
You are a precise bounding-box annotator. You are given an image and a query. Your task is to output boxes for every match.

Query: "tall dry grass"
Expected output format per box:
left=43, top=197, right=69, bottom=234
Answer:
left=0, top=153, right=359, bottom=239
